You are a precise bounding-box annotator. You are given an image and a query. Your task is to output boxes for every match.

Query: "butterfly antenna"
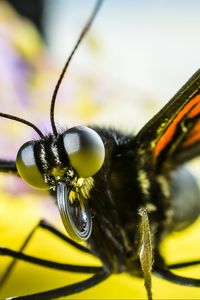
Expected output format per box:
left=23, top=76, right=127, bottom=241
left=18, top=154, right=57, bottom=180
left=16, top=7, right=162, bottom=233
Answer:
left=50, top=0, right=104, bottom=136
left=0, top=112, right=44, bottom=138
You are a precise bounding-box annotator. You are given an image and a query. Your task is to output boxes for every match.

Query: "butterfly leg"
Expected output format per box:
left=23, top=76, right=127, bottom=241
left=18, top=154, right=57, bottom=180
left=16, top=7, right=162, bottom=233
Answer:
left=153, top=252, right=200, bottom=287
left=39, top=219, right=90, bottom=254
left=0, top=219, right=99, bottom=289
left=0, top=246, right=102, bottom=273
left=0, top=217, right=41, bottom=287
left=154, top=266, right=200, bottom=286
left=0, top=160, right=17, bottom=174
left=7, top=270, right=109, bottom=300
left=169, top=260, right=200, bottom=269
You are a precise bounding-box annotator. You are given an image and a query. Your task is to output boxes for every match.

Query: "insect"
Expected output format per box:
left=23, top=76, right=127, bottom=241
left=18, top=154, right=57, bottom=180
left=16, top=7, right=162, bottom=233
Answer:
left=1, top=0, right=200, bottom=299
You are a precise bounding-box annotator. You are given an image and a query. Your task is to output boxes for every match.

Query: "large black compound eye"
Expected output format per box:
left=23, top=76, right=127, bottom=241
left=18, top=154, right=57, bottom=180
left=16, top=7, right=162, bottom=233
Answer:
left=63, top=125, right=105, bottom=178
left=16, top=141, right=50, bottom=190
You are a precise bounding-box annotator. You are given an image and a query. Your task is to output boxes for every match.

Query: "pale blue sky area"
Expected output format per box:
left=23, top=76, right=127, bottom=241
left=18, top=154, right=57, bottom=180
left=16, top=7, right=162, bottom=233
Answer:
left=44, top=1, right=200, bottom=108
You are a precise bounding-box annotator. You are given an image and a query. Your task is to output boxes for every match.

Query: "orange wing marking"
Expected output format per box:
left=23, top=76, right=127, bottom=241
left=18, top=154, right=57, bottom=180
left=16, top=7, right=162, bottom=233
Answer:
left=182, top=121, right=200, bottom=148
left=153, top=94, right=200, bottom=157
left=188, top=100, right=200, bottom=118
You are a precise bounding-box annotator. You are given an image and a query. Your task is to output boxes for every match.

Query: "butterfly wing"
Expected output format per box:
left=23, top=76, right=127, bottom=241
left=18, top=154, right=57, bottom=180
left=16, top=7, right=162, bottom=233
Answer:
left=136, top=69, right=200, bottom=170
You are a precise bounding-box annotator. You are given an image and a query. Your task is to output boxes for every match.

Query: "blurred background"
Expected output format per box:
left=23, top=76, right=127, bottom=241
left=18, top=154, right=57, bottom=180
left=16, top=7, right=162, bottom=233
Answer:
left=0, top=0, right=200, bottom=299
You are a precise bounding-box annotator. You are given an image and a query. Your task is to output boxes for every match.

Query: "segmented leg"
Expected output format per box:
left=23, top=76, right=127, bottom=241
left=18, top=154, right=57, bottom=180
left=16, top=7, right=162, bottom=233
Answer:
left=168, top=260, right=200, bottom=270
left=0, top=219, right=106, bottom=299
left=39, top=219, right=90, bottom=254
left=0, top=247, right=102, bottom=273
left=154, top=252, right=200, bottom=287
left=0, top=160, right=17, bottom=174
left=0, top=219, right=99, bottom=290
left=154, top=267, right=200, bottom=287
left=8, top=270, right=109, bottom=300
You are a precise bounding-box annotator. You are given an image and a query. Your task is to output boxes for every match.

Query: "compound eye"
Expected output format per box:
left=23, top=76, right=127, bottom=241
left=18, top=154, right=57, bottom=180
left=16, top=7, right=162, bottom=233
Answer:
left=16, top=141, right=50, bottom=190
left=63, top=126, right=105, bottom=177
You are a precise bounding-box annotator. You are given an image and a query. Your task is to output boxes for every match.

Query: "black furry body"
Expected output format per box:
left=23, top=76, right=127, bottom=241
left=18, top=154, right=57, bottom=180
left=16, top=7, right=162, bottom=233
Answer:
left=86, top=127, right=173, bottom=276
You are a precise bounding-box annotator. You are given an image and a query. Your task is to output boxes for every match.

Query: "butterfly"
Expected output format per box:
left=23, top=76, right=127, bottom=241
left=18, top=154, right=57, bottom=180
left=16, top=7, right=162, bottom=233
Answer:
left=0, top=0, right=200, bottom=299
